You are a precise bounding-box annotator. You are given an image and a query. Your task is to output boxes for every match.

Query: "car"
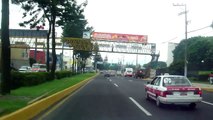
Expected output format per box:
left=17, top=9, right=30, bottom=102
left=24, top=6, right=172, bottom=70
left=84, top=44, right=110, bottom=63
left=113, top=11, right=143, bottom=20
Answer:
left=18, top=66, right=31, bottom=73
left=134, top=69, right=145, bottom=79
left=145, top=75, right=202, bottom=109
left=116, top=70, right=122, bottom=76
left=31, top=63, right=47, bottom=72
left=104, top=71, right=110, bottom=77
left=124, top=68, right=134, bottom=77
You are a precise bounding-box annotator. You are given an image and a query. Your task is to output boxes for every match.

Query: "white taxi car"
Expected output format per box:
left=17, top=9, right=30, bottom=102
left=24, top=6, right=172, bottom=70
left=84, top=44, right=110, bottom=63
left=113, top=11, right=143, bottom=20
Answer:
left=145, top=75, right=202, bottom=109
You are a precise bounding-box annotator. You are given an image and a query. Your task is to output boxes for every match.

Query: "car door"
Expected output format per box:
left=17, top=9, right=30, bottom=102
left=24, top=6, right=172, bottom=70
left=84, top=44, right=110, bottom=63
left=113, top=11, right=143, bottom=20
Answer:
left=147, top=77, right=159, bottom=98
left=152, top=77, right=161, bottom=99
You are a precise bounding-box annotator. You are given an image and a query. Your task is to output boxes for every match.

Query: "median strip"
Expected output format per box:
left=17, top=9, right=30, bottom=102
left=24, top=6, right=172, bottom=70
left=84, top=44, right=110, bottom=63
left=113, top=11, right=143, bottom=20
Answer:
left=0, top=73, right=98, bottom=120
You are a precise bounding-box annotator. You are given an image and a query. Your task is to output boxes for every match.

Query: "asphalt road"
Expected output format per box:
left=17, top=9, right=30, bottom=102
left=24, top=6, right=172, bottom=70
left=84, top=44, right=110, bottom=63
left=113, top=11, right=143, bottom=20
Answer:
left=35, top=75, right=213, bottom=120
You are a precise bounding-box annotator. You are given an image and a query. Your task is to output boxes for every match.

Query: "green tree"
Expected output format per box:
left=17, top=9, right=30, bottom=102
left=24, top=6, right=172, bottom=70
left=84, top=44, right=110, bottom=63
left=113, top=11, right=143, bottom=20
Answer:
left=12, top=0, right=83, bottom=78
left=0, top=0, right=11, bottom=94
left=143, top=61, right=166, bottom=69
left=61, top=1, right=93, bottom=72
left=171, top=36, right=213, bottom=73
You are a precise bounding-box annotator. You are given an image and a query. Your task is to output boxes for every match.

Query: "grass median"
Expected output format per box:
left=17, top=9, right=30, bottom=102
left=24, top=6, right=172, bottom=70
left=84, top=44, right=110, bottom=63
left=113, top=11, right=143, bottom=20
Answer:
left=0, top=72, right=96, bottom=117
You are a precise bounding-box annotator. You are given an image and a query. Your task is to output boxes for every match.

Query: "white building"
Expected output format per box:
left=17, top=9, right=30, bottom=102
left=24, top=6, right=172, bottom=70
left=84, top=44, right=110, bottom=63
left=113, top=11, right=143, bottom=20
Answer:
left=167, top=42, right=178, bottom=67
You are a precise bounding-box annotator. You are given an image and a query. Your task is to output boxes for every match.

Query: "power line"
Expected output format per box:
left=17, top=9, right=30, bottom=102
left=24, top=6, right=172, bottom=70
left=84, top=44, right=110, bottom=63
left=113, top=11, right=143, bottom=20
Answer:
left=161, top=24, right=212, bottom=44
left=187, top=25, right=210, bottom=33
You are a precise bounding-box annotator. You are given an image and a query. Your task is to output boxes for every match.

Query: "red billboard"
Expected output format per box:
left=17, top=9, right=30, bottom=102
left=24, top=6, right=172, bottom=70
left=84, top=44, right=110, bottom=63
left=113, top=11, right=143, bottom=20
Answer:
left=92, top=32, right=148, bottom=43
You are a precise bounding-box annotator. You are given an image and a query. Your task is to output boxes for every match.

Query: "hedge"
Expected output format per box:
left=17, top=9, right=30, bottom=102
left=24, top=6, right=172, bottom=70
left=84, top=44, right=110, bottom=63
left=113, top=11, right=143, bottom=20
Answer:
left=11, top=71, right=76, bottom=89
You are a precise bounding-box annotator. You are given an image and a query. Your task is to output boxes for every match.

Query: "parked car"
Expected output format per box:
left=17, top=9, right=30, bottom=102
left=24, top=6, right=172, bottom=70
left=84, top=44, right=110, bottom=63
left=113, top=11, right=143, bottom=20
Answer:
left=145, top=74, right=202, bottom=109
left=18, top=66, right=31, bottom=73
left=134, top=69, right=145, bottom=79
left=31, top=63, right=47, bottom=72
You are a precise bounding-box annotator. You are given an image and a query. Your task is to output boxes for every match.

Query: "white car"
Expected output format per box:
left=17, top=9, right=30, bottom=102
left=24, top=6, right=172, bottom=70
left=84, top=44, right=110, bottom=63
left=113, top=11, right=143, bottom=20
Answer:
left=18, top=66, right=31, bottom=73
left=31, top=63, right=47, bottom=72
left=145, top=75, right=202, bottom=109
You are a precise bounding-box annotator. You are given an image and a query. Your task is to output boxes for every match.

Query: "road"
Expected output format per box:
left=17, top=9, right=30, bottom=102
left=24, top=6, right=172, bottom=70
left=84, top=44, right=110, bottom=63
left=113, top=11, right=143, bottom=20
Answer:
left=35, top=75, right=213, bottom=120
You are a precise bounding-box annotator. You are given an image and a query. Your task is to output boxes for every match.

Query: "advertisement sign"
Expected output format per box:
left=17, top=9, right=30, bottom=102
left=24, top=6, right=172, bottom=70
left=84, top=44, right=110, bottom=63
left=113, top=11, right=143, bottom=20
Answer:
left=92, top=32, right=148, bottom=44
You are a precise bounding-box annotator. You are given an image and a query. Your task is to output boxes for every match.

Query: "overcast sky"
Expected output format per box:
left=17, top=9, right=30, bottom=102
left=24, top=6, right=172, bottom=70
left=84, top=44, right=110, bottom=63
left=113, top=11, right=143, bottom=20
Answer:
left=1, top=0, right=213, bottom=65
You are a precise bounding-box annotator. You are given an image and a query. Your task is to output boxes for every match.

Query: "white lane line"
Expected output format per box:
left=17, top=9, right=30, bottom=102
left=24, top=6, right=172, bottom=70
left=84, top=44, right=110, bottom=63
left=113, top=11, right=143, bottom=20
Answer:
left=129, top=97, right=152, bottom=116
left=129, top=80, right=133, bottom=82
left=114, top=83, right=119, bottom=87
left=109, top=79, right=112, bottom=82
left=202, top=100, right=213, bottom=106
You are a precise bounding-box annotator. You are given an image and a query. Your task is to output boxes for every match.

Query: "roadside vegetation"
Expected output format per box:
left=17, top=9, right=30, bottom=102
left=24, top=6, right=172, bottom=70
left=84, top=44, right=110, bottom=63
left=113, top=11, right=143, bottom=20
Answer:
left=0, top=72, right=96, bottom=117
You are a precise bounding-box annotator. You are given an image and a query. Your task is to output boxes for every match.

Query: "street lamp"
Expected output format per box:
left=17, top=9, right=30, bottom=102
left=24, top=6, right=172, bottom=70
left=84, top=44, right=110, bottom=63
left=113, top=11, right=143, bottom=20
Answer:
left=173, top=3, right=188, bottom=77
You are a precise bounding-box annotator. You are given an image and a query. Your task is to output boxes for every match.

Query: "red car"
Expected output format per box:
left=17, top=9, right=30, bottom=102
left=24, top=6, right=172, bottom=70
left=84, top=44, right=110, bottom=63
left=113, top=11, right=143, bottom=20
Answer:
left=145, top=75, right=202, bottom=109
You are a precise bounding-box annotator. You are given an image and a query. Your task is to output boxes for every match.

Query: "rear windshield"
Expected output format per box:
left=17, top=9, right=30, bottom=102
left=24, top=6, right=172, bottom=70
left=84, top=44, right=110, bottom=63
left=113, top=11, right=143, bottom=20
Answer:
left=163, top=77, right=191, bottom=87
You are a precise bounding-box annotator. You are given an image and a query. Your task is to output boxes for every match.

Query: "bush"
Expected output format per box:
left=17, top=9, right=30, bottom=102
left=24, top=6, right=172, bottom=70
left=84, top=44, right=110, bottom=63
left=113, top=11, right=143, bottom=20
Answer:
left=11, top=72, right=25, bottom=89
left=55, top=71, right=73, bottom=79
left=11, top=71, right=77, bottom=89
left=11, top=72, right=52, bottom=89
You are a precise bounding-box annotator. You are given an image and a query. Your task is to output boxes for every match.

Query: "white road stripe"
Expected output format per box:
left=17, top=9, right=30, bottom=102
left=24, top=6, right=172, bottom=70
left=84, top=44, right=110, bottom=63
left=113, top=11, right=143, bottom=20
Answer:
left=114, top=83, right=119, bottom=87
left=202, top=100, right=213, bottom=106
left=109, top=79, right=112, bottom=82
left=129, top=80, right=133, bottom=82
left=129, top=97, right=152, bottom=116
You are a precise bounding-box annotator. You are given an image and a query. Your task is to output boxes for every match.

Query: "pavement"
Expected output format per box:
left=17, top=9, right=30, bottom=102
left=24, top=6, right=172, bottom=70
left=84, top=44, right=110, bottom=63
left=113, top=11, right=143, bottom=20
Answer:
left=192, top=83, right=213, bottom=92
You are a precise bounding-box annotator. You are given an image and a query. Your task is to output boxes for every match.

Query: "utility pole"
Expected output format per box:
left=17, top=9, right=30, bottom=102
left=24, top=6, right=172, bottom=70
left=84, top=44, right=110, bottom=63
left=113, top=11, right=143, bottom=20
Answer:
left=173, top=3, right=188, bottom=77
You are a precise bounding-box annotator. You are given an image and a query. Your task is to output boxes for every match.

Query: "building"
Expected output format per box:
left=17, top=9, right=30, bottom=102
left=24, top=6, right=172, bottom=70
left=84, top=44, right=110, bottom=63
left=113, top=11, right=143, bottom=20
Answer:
left=167, top=42, right=178, bottom=67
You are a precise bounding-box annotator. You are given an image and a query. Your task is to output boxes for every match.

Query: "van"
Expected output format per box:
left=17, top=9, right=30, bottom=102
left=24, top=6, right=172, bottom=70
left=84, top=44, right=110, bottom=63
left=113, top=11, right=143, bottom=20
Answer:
left=31, top=63, right=47, bottom=72
left=124, top=68, right=134, bottom=77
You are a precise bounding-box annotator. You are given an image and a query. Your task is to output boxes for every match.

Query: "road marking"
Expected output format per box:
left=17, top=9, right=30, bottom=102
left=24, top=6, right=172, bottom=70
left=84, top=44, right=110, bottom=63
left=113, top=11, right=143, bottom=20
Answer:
left=114, top=83, right=119, bottom=87
left=129, top=80, right=133, bottom=82
left=202, top=100, right=213, bottom=106
left=109, top=79, right=112, bottom=82
left=129, top=97, right=152, bottom=116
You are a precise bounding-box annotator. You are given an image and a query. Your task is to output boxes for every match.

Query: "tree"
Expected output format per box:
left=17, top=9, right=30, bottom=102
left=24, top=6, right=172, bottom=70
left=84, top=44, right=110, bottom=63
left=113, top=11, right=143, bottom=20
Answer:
left=1, top=0, right=11, bottom=94
left=171, top=36, right=213, bottom=73
left=12, top=0, right=82, bottom=78
left=143, top=61, right=167, bottom=69
left=61, top=1, right=94, bottom=72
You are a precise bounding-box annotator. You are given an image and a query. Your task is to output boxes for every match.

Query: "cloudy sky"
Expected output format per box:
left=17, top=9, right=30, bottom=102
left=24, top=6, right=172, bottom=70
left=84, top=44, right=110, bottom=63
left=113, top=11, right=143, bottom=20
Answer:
left=1, top=0, right=213, bottom=65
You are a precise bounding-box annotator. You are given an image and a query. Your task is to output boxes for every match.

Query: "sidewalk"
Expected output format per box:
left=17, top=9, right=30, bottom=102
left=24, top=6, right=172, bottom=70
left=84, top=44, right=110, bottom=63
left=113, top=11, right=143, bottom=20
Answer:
left=192, top=83, right=213, bottom=92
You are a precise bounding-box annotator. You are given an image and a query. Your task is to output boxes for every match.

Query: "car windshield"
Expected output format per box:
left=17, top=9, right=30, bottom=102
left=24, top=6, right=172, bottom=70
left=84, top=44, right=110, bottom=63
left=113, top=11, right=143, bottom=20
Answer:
left=20, top=66, right=28, bottom=69
left=163, top=77, right=191, bottom=87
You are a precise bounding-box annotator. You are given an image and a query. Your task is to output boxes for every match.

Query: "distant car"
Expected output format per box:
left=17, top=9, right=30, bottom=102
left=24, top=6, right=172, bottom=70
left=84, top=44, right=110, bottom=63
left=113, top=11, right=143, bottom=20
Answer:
left=104, top=71, right=110, bottom=77
left=116, top=71, right=122, bottom=76
left=145, top=75, right=202, bottom=109
left=124, top=68, right=133, bottom=77
left=18, top=66, right=31, bottom=73
left=109, top=70, right=116, bottom=76
left=134, top=69, right=145, bottom=79
left=31, top=63, right=47, bottom=72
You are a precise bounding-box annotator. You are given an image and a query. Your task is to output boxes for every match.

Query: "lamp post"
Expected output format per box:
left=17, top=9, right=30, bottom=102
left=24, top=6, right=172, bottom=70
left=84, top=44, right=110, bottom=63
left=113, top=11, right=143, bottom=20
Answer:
left=173, top=3, right=188, bottom=77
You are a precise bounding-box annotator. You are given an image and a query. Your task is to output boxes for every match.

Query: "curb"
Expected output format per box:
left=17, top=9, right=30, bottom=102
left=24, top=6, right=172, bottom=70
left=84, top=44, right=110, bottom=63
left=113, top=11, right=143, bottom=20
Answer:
left=0, top=74, right=98, bottom=120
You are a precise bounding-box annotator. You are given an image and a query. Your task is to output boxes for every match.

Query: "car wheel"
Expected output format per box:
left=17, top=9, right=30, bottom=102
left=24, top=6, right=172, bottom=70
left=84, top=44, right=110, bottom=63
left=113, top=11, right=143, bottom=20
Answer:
left=189, top=103, right=196, bottom=109
left=156, top=96, right=163, bottom=107
left=145, top=91, right=150, bottom=100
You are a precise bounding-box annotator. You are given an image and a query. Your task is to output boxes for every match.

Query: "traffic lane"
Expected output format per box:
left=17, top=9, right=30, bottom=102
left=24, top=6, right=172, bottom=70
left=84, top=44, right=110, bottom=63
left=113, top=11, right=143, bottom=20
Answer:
left=201, top=91, right=213, bottom=103
left=110, top=76, right=213, bottom=120
left=37, top=75, right=151, bottom=120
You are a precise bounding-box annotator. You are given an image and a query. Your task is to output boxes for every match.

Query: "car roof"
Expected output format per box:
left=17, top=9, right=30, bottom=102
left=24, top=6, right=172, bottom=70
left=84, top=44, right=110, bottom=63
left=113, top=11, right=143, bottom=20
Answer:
left=156, top=75, right=185, bottom=78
